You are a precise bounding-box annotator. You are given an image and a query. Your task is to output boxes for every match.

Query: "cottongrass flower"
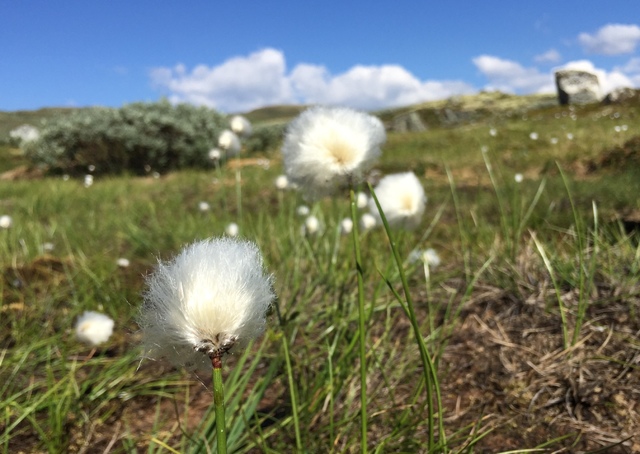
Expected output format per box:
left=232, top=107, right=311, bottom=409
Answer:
left=296, top=205, right=310, bottom=217
left=84, top=175, right=94, bottom=188
left=550, top=137, right=558, bottom=145
left=76, top=311, right=114, bottom=346
left=218, top=130, right=241, bottom=157
left=567, top=133, right=574, bottom=140
left=302, top=215, right=321, bottom=236
left=42, top=242, right=55, bottom=252
left=208, top=148, right=222, bottom=161
left=409, top=248, right=441, bottom=268
left=529, top=132, right=539, bottom=140
left=281, top=106, right=385, bottom=198
left=88, top=164, right=96, bottom=172
left=275, top=175, right=289, bottom=190
left=356, top=191, right=369, bottom=209
left=489, top=128, right=497, bottom=137
left=514, top=173, right=524, bottom=183
left=198, top=201, right=211, bottom=212
left=359, top=213, right=377, bottom=231
left=225, top=222, right=239, bottom=237
left=138, top=237, right=274, bottom=370
left=368, top=172, right=426, bottom=230
left=230, top=115, right=252, bottom=137
left=340, top=218, right=354, bottom=235
left=0, top=215, right=12, bottom=229
left=117, top=258, right=130, bottom=268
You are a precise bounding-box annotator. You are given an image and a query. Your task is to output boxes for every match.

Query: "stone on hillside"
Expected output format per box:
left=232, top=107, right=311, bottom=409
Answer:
left=392, top=111, right=427, bottom=132
left=603, top=87, right=638, bottom=104
left=554, top=69, right=602, bottom=105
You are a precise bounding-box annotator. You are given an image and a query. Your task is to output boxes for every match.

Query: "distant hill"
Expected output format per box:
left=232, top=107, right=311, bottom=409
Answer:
left=0, top=92, right=562, bottom=141
left=242, top=105, right=308, bottom=126
left=0, top=107, right=80, bottom=140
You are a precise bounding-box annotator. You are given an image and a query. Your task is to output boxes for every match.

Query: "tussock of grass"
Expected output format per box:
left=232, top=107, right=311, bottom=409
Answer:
left=1, top=97, right=639, bottom=452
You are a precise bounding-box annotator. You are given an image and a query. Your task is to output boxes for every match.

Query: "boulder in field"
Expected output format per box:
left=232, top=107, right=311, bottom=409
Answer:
left=554, top=69, right=601, bottom=105
left=602, top=87, right=638, bottom=104
left=391, top=111, right=427, bottom=133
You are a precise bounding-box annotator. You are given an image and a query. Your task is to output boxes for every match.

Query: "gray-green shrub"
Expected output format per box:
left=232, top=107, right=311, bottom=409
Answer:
left=23, top=101, right=228, bottom=175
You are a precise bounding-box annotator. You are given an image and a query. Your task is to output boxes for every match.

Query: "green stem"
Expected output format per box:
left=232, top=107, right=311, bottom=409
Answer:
left=212, top=355, right=227, bottom=454
left=281, top=331, right=303, bottom=451
left=235, top=168, right=242, bottom=226
left=273, top=300, right=303, bottom=451
left=368, top=183, right=446, bottom=451
left=350, top=188, right=368, bottom=454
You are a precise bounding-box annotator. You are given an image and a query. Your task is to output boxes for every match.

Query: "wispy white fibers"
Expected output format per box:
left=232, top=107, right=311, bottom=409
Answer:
left=76, top=311, right=114, bottom=346
left=138, top=238, right=275, bottom=370
left=369, top=172, right=426, bottom=230
left=230, top=115, right=253, bottom=137
left=218, top=130, right=242, bottom=157
left=281, top=106, right=385, bottom=198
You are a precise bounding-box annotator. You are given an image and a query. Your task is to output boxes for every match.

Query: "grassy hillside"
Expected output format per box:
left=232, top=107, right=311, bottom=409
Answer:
left=1, top=95, right=639, bottom=452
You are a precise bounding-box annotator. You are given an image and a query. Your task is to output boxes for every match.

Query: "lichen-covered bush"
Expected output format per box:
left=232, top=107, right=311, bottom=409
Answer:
left=23, top=101, right=228, bottom=175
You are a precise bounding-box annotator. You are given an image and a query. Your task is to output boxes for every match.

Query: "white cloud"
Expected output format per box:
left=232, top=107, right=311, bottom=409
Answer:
left=534, top=49, right=561, bottom=64
left=473, top=55, right=554, bottom=93
left=150, top=49, right=293, bottom=112
left=578, top=24, right=640, bottom=55
left=150, top=48, right=474, bottom=112
left=290, top=63, right=474, bottom=110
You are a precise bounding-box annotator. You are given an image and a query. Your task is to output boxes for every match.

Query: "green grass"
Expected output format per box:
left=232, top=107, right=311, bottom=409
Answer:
left=1, top=97, right=639, bottom=453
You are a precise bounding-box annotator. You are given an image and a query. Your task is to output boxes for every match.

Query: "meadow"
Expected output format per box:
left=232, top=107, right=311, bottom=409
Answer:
left=1, top=94, right=639, bottom=453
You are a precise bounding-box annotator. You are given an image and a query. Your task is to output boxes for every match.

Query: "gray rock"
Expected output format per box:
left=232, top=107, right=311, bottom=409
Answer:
left=554, top=69, right=602, bottom=105
left=603, top=87, right=638, bottom=104
left=391, top=111, right=427, bottom=133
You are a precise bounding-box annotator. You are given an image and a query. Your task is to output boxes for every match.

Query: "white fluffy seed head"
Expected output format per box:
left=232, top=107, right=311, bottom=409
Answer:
left=208, top=148, right=222, bottom=161
left=369, top=172, right=426, bottom=230
left=76, top=311, right=114, bottom=346
left=218, top=130, right=241, bottom=157
left=356, top=191, right=369, bottom=209
left=138, top=237, right=275, bottom=370
left=225, top=222, right=239, bottom=237
left=281, top=106, right=385, bottom=198
left=359, top=213, right=377, bottom=231
left=302, top=215, right=321, bottom=236
left=230, top=115, right=253, bottom=137
left=0, top=215, right=12, bottom=229
left=340, top=217, right=353, bottom=235
left=409, top=248, right=441, bottom=268
left=84, top=175, right=94, bottom=188
left=117, top=258, right=130, bottom=268
left=198, top=201, right=211, bottom=212
left=514, top=173, right=524, bottom=183
left=275, top=175, right=289, bottom=190
left=296, top=205, right=310, bottom=217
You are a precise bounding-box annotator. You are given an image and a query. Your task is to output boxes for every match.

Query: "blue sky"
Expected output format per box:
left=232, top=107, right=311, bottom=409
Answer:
left=2, top=1, right=640, bottom=112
